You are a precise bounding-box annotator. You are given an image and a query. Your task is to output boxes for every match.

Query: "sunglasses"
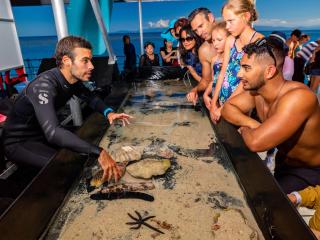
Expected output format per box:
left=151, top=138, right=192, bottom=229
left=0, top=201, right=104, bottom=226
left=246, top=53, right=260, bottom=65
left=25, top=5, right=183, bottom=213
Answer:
left=180, top=36, right=194, bottom=43
left=254, top=38, right=277, bottom=66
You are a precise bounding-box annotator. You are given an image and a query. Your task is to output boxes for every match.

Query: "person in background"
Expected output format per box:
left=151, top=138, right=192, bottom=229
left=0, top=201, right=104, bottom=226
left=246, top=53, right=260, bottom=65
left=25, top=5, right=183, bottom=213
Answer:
left=174, top=18, right=189, bottom=40
left=160, top=39, right=178, bottom=66
left=293, top=39, right=320, bottom=83
left=307, top=45, right=320, bottom=93
left=269, top=31, right=294, bottom=80
left=210, top=0, right=263, bottom=123
left=2, top=36, right=132, bottom=182
left=178, top=25, right=203, bottom=82
left=203, top=21, right=230, bottom=110
left=221, top=37, right=320, bottom=194
left=288, top=186, right=320, bottom=239
left=160, top=19, right=178, bottom=45
left=186, top=7, right=217, bottom=105
left=139, top=42, right=160, bottom=67
left=173, top=18, right=190, bottom=65
left=122, top=35, right=137, bottom=80
left=295, top=34, right=310, bottom=56
left=287, top=29, right=302, bottom=59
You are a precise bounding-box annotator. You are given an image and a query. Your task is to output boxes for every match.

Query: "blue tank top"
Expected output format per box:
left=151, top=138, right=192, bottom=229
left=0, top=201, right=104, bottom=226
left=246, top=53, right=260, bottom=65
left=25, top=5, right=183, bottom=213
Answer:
left=212, top=59, right=222, bottom=95
left=184, top=52, right=202, bottom=76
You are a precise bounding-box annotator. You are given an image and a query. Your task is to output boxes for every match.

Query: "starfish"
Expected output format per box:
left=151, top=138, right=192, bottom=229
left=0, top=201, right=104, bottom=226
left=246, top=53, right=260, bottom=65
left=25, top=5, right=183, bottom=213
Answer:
left=126, top=211, right=164, bottom=234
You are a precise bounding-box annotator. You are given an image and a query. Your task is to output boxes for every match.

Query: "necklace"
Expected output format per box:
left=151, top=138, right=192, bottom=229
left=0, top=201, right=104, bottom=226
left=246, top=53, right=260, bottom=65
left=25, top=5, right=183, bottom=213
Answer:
left=263, top=81, right=287, bottom=120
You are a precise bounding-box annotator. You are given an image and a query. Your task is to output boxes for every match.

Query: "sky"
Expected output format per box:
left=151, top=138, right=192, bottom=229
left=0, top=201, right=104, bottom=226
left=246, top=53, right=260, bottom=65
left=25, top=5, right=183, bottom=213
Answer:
left=11, top=0, right=320, bottom=37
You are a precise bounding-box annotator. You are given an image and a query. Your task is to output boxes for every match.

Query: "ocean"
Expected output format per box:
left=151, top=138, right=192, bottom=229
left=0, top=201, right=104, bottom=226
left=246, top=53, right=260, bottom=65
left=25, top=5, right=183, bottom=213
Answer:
left=19, top=30, right=320, bottom=79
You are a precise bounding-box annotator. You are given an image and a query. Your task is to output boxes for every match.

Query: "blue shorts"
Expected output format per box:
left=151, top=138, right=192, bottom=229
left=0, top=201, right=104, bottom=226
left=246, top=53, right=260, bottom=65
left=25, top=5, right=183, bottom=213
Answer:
left=310, top=68, right=320, bottom=76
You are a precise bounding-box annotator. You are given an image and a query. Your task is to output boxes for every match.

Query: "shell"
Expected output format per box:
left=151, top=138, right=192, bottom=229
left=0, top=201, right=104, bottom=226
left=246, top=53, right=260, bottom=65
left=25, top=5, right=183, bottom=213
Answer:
left=112, top=146, right=142, bottom=163
left=127, top=159, right=171, bottom=179
left=143, top=142, right=174, bottom=159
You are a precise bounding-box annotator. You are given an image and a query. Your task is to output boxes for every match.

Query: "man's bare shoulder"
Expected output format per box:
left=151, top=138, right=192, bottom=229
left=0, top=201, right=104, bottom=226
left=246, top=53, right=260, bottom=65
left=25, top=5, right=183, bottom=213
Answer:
left=199, top=41, right=210, bottom=52
left=199, top=42, right=216, bottom=62
left=280, top=81, right=318, bottom=109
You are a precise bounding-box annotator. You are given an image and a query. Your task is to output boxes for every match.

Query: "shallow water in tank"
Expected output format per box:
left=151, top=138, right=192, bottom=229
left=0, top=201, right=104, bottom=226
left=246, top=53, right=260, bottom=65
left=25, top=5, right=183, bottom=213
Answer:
left=46, top=79, right=263, bottom=240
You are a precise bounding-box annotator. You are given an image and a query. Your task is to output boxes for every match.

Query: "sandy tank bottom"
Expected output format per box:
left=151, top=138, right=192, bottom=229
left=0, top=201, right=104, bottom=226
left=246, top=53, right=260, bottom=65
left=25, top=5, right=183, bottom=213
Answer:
left=46, top=80, right=264, bottom=240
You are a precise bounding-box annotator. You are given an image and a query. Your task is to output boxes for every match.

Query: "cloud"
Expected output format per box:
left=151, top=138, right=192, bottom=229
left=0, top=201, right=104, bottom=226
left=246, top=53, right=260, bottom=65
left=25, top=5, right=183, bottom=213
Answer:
left=147, top=19, right=169, bottom=28
left=303, top=18, right=320, bottom=26
left=256, top=18, right=320, bottom=27
left=255, top=18, right=288, bottom=26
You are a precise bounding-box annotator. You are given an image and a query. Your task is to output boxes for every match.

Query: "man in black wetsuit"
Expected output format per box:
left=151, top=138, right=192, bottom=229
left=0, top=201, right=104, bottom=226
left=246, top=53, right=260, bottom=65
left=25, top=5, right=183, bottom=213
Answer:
left=3, top=36, right=132, bottom=182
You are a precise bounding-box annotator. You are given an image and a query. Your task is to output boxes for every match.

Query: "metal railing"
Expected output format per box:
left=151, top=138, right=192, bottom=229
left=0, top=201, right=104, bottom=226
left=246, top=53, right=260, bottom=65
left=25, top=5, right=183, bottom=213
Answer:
left=21, top=55, right=140, bottom=81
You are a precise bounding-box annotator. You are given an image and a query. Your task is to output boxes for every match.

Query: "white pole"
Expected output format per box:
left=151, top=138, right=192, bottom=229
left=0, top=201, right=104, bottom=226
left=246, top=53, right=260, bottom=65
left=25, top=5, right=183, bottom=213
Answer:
left=138, top=0, right=144, bottom=55
left=89, top=0, right=116, bottom=64
left=51, top=0, right=68, bottom=40
left=252, top=0, right=256, bottom=27
left=51, top=0, right=83, bottom=126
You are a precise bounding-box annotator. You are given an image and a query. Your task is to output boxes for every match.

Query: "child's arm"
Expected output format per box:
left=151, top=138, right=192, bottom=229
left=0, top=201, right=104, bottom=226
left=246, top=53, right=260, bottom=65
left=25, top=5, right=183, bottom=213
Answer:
left=289, top=186, right=320, bottom=232
left=299, top=186, right=320, bottom=232
left=203, top=54, right=218, bottom=110
left=299, top=185, right=320, bottom=208
left=203, top=81, right=213, bottom=110
left=210, top=36, right=233, bottom=120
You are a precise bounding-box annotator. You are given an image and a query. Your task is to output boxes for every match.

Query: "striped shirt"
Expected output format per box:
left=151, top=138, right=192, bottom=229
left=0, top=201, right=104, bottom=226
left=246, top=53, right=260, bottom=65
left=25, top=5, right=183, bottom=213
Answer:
left=296, top=41, right=319, bottom=62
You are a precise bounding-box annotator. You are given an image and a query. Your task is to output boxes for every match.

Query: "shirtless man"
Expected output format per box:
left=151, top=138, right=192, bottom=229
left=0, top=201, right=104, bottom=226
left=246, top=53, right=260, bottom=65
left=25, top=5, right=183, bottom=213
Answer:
left=186, top=7, right=217, bottom=105
left=221, top=37, right=320, bottom=194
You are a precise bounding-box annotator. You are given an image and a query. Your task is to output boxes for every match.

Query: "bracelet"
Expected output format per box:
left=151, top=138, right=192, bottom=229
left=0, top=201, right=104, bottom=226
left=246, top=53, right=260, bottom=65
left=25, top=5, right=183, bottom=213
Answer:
left=103, top=107, right=114, bottom=117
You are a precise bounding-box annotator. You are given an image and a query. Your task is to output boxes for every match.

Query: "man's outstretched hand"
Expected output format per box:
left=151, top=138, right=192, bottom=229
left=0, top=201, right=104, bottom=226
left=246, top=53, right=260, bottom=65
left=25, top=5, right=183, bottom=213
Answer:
left=107, top=112, right=133, bottom=126
left=98, top=148, right=122, bottom=183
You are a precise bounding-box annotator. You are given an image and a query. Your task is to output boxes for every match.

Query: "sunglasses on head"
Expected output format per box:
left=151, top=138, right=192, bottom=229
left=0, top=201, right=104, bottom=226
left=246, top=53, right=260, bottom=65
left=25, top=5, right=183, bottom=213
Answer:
left=180, top=36, right=194, bottom=43
left=254, top=38, right=277, bottom=66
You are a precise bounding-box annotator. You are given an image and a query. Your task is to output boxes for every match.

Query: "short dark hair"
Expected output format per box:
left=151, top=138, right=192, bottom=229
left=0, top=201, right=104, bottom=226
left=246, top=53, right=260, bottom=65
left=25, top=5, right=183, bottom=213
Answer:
left=55, top=36, right=92, bottom=67
left=174, top=18, right=189, bottom=31
left=179, top=25, right=204, bottom=64
left=123, top=35, right=130, bottom=43
left=188, top=7, right=212, bottom=22
left=144, top=41, right=155, bottom=49
left=291, top=29, right=302, bottom=38
left=243, top=37, right=286, bottom=68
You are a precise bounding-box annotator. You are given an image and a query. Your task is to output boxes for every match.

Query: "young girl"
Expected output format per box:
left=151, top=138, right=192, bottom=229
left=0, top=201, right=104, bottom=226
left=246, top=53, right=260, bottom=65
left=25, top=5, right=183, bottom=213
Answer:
left=210, top=0, right=263, bottom=123
left=203, top=21, right=230, bottom=110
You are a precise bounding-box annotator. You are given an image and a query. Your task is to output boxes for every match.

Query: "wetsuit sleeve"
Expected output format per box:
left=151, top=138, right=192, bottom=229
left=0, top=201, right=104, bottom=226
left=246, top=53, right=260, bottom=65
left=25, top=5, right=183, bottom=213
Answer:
left=27, top=76, right=101, bottom=156
left=73, top=82, right=110, bottom=116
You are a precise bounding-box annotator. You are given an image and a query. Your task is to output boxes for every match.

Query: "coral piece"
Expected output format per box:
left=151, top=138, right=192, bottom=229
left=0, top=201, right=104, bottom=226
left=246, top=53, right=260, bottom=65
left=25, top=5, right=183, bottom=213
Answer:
left=127, top=159, right=171, bottom=179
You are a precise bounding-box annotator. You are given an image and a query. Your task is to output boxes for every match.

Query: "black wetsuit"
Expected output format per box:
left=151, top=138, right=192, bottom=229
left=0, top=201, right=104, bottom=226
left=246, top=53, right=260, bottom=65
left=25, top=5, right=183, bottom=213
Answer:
left=3, top=67, right=109, bottom=168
